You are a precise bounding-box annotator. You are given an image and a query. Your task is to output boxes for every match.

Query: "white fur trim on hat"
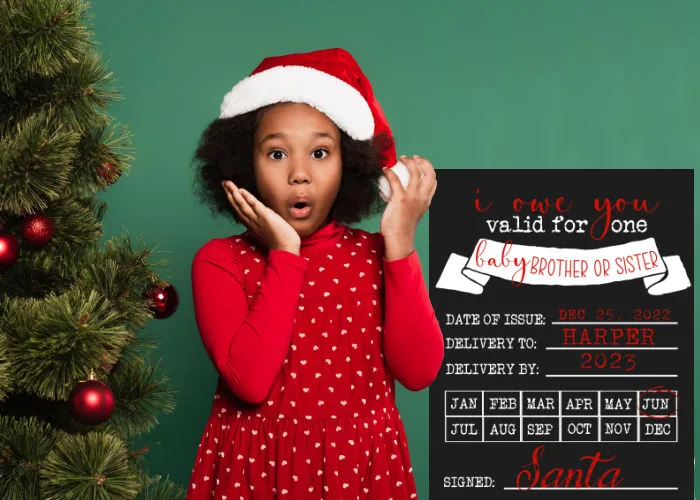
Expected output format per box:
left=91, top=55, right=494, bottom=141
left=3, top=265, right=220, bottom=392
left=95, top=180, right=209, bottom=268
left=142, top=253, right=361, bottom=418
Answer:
left=378, top=160, right=412, bottom=202
left=219, top=65, right=374, bottom=140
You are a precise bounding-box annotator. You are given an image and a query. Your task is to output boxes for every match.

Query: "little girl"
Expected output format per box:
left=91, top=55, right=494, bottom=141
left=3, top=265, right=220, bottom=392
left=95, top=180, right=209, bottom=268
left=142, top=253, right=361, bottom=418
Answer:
left=187, top=47, right=444, bottom=499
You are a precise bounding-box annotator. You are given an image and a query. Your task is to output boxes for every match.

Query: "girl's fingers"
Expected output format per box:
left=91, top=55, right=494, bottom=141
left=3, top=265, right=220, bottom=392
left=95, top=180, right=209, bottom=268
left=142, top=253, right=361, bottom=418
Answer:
left=241, top=189, right=279, bottom=228
left=222, top=184, right=241, bottom=214
left=222, top=183, right=234, bottom=205
left=230, top=185, right=258, bottom=222
left=223, top=181, right=256, bottom=225
left=227, top=190, right=251, bottom=224
left=239, top=189, right=264, bottom=217
left=427, top=176, right=437, bottom=206
left=232, top=201, right=251, bottom=225
left=414, top=156, right=434, bottom=189
left=382, top=166, right=404, bottom=199
left=400, top=155, right=421, bottom=193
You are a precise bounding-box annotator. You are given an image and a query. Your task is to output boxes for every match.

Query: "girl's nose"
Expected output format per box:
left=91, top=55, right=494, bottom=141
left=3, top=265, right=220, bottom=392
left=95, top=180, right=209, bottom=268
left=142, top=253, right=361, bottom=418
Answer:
left=289, top=159, right=311, bottom=184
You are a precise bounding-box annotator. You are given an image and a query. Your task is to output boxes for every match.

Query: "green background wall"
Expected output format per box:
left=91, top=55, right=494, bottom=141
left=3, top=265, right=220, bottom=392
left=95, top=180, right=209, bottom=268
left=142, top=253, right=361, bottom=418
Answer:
left=89, top=1, right=698, bottom=497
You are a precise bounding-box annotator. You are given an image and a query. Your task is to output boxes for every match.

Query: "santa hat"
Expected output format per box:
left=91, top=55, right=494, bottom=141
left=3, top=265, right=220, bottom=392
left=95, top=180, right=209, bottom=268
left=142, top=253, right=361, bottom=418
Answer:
left=218, top=47, right=409, bottom=202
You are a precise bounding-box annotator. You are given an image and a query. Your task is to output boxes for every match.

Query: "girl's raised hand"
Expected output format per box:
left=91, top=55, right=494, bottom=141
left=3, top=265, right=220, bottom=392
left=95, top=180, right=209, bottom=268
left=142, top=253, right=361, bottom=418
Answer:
left=222, top=181, right=301, bottom=255
left=379, top=155, right=437, bottom=260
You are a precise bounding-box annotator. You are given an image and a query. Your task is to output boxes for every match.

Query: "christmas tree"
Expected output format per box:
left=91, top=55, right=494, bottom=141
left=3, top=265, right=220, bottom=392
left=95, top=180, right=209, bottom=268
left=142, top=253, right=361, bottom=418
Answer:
left=0, top=1, right=184, bottom=497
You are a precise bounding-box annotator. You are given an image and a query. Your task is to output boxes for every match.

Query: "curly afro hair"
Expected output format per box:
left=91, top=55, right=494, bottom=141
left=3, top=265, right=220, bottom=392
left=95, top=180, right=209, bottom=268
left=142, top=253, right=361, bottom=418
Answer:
left=191, top=104, right=391, bottom=226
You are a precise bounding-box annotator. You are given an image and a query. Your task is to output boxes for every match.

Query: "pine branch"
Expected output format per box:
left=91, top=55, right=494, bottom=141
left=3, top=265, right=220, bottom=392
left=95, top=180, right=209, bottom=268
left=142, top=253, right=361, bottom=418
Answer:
left=71, top=121, right=134, bottom=197
left=136, top=475, right=186, bottom=500
left=40, top=431, right=141, bottom=499
left=0, top=108, right=135, bottom=215
left=125, top=446, right=185, bottom=500
left=84, top=231, right=172, bottom=332
left=0, top=0, right=94, bottom=95
left=0, top=193, right=104, bottom=295
left=0, top=227, right=174, bottom=402
left=3, top=286, right=133, bottom=400
left=0, top=332, right=12, bottom=399
left=105, top=356, right=176, bottom=440
left=0, top=109, right=80, bottom=215
left=0, top=415, right=57, bottom=499
left=0, top=47, right=121, bottom=138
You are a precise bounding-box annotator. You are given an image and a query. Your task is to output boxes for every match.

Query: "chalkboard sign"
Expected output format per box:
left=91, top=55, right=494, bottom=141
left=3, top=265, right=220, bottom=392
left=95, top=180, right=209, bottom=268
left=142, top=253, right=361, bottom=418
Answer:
left=428, top=169, right=693, bottom=498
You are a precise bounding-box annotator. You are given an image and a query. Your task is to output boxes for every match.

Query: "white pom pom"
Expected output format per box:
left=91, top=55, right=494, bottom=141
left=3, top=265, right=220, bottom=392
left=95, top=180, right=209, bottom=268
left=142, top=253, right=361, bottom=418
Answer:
left=378, top=160, right=411, bottom=202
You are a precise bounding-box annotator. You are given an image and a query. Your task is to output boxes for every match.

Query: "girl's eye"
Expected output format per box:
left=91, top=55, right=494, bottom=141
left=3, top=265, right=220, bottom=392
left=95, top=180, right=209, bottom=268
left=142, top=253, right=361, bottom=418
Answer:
left=268, top=150, right=286, bottom=160
left=312, top=148, right=328, bottom=159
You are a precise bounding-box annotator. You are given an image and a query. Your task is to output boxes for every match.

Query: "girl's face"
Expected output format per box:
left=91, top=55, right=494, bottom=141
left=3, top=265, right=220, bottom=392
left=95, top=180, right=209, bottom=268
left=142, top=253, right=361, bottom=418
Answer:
left=253, top=102, right=342, bottom=238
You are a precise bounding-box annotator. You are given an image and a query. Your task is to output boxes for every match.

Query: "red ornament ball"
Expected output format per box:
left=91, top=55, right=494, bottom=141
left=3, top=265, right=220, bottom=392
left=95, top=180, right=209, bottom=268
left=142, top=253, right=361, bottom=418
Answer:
left=0, top=232, right=19, bottom=271
left=21, top=213, right=54, bottom=247
left=145, top=283, right=179, bottom=319
left=69, top=376, right=115, bottom=425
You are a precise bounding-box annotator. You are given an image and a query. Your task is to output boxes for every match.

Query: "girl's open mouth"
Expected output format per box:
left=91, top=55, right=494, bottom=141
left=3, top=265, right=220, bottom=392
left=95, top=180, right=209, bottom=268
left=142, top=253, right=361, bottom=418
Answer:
left=290, top=201, right=311, bottom=219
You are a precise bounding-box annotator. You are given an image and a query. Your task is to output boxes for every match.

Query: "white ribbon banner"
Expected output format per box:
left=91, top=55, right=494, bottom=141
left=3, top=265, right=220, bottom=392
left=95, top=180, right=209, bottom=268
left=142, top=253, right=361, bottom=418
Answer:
left=435, top=237, right=691, bottom=296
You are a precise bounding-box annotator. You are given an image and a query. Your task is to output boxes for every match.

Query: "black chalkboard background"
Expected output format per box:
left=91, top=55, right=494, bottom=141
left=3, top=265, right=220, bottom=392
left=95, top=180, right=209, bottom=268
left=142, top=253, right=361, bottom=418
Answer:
left=428, top=169, right=693, bottom=499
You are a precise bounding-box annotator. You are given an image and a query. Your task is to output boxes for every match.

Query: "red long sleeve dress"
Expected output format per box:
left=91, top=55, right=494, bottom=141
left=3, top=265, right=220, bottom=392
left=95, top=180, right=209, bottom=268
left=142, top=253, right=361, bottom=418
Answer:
left=187, top=219, right=444, bottom=499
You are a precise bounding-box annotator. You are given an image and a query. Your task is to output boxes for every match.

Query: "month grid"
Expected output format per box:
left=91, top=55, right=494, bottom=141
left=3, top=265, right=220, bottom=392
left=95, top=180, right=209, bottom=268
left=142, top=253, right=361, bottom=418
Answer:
left=444, top=390, right=678, bottom=443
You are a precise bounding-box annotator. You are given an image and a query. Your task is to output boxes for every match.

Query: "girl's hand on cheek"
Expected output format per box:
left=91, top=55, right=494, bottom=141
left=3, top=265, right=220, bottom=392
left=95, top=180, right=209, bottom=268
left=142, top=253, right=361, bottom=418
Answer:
left=380, top=155, right=437, bottom=261
left=222, top=181, right=301, bottom=255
